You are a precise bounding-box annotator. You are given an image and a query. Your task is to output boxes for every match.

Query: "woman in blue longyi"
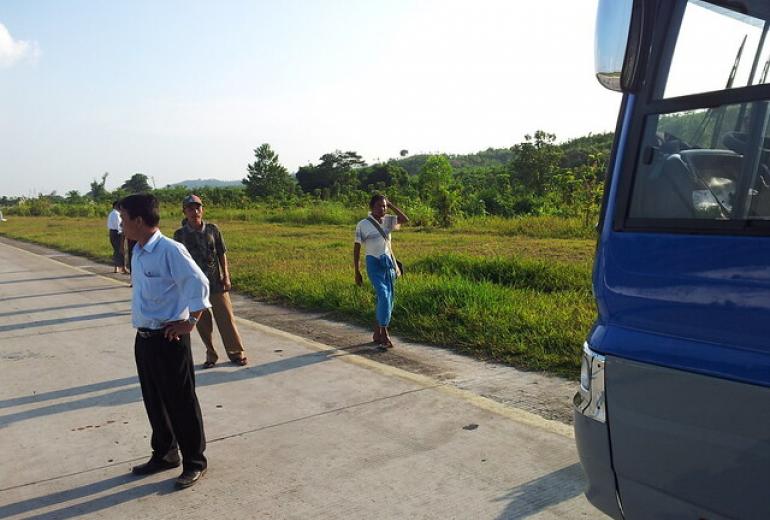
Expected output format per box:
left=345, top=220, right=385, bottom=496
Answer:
left=353, top=194, right=409, bottom=348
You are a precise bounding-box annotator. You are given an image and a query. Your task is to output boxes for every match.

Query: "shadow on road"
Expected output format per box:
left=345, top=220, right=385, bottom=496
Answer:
left=0, top=300, right=130, bottom=319
left=0, top=348, right=360, bottom=428
left=0, top=286, right=123, bottom=304
left=0, top=311, right=131, bottom=333
left=494, top=463, right=586, bottom=519
left=0, top=473, right=173, bottom=520
left=0, top=274, right=97, bottom=285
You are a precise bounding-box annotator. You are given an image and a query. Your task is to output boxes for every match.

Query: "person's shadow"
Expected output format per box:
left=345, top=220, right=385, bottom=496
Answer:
left=0, top=473, right=176, bottom=519
left=494, top=463, right=586, bottom=519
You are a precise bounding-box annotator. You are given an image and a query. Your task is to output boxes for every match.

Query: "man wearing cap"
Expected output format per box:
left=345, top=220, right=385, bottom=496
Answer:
left=119, top=193, right=210, bottom=489
left=174, top=194, right=248, bottom=368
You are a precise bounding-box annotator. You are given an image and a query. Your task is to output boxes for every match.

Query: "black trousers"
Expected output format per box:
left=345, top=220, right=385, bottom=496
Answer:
left=109, top=230, right=124, bottom=268
left=126, top=239, right=137, bottom=273
left=134, top=333, right=207, bottom=471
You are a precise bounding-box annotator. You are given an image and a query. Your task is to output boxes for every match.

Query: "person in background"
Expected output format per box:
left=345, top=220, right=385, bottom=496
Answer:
left=119, top=193, right=210, bottom=489
left=124, top=236, right=137, bottom=277
left=107, top=201, right=126, bottom=274
left=353, top=194, right=409, bottom=349
left=174, top=194, right=248, bottom=368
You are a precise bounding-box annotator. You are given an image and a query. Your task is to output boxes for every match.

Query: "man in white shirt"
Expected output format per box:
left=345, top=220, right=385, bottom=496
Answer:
left=119, top=193, right=211, bottom=489
left=353, top=194, right=409, bottom=348
left=107, top=201, right=126, bottom=274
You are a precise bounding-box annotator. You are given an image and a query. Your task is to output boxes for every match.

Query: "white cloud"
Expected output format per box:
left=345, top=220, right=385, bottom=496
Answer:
left=0, top=23, right=39, bottom=68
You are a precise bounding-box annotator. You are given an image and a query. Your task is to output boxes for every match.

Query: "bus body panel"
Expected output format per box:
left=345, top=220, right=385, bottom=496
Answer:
left=606, top=356, right=770, bottom=520
left=600, top=232, right=770, bottom=385
left=619, top=479, right=733, bottom=520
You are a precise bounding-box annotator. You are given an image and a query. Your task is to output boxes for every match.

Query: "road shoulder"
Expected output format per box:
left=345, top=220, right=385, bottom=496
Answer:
left=0, top=234, right=578, bottom=427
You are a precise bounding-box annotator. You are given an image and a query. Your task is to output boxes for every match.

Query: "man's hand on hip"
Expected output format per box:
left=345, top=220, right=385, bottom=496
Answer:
left=164, top=320, right=196, bottom=341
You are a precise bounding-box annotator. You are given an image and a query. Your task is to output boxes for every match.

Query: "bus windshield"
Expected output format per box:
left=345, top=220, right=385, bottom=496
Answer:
left=664, top=0, right=770, bottom=98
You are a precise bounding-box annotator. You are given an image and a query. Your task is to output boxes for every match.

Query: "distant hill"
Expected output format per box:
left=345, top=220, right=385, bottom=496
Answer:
left=167, top=133, right=615, bottom=187
left=394, top=147, right=516, bottom=176
left=392, top=132, right=614, bottom=175
left=166, top=179, right=243, bottom=189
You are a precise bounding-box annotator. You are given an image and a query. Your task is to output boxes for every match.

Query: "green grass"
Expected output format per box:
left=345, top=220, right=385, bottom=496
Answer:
left=411, top=253, right=591, bottom=292
left=0, top=215, right=597, bottom=378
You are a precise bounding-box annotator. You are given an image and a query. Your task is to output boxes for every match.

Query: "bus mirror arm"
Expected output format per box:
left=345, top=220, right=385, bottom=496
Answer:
left=620, top=0, right=651, bottom=92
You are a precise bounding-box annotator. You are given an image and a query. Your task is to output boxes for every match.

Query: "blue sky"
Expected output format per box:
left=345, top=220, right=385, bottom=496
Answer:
left=0, top=0, right=619, bottom=197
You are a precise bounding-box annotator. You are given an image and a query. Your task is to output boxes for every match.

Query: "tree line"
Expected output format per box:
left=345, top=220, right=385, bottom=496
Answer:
left=1, top=130, right=613, bottom=227
left=244, top=130, right=612, bottom=226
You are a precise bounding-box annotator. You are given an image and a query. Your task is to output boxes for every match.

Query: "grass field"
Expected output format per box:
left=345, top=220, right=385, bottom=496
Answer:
left=0, top=214, right=597, bottom=378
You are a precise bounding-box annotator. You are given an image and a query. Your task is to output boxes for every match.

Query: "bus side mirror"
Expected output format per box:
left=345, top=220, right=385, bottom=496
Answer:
left=595, top=0, right=648, bottom=92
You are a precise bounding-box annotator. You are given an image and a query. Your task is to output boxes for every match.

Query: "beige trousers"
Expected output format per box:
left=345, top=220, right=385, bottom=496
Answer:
left=197, top=291, right=246, bottom=363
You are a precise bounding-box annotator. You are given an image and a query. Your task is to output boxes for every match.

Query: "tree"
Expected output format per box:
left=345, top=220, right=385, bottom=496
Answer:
left=418, top=155, right=458, bottom=227
left=434, top=187, right=459, bottom=227
left=243, top=143, right=295, bottom=199
left=551, top=152, right=607, bottom=225
left=296, top=150, right=367, bottom=196
left=509, top=131, right=563, bottom=196
left=121, top=173, right=153, bottom=193
left=88, top=172, right=110, bottom=201
left=417, top=155, right=453, bottom=200
left=358, top=163, right=409, bottom=191
left=317, top=150, right=367, bottom=172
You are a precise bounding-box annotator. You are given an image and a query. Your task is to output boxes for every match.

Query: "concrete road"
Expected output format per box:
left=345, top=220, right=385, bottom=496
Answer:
left=0, top=240, right=607, bottom=519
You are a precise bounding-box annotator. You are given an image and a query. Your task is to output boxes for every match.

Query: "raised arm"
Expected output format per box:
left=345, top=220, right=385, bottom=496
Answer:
left=387, top=201, right=409, bottom=224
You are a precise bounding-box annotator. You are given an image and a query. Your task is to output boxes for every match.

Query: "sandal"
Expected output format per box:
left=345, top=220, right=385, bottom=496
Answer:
left=202, top=361, right=216, bottom=369
left=232, top=357, right=248, bottom=366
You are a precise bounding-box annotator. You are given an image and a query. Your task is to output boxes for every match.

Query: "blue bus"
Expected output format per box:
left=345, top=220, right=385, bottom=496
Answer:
left=575, top=0, right=770, bottom=518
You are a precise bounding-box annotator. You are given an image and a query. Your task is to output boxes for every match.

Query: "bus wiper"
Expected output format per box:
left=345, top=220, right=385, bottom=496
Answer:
left=712, top=35, right=747, bottom=147
left=735, top=21, right=770, bottom=134
left=760, top=58, right=770, bottom=84
left=693, top=36, right=747, bottom=147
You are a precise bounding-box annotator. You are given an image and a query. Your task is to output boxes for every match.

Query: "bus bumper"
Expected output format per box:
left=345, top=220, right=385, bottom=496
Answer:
left=574, top=343, right=623, bottom=519
left=574, top=396, right=623, bottom=520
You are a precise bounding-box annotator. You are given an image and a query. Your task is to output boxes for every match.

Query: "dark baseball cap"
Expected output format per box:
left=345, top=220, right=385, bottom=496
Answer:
left=182, top=194, right=203, bottom=207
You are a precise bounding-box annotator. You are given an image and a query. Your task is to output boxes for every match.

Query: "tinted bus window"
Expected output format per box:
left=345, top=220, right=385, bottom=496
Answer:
left=628, top=101, right=770, bottom=221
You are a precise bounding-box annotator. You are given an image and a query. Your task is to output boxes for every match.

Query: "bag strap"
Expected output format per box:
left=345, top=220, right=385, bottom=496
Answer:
left=367, top=216, right=390, bottom=241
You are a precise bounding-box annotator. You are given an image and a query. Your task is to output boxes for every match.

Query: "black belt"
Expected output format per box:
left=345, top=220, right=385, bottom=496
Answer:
left=137, top=328, right=165, bottom=339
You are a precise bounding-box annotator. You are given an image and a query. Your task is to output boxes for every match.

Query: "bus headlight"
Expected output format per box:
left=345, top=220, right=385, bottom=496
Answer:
left=575, top=342, right=606, bottom=423
left=580, top=352, right=591, bottom=391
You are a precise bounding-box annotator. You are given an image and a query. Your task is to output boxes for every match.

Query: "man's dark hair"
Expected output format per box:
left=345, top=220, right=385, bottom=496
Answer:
left=119, top=193, right=160, bottom=227
left=369, top=194, right=386, bottom=209
left=112, top=200, right=120, bottom=209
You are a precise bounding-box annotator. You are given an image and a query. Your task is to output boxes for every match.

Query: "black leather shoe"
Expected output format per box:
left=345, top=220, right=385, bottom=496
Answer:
left=131, top=458, right=181, bottom=476
left=175, top=468, right=206, bottom=489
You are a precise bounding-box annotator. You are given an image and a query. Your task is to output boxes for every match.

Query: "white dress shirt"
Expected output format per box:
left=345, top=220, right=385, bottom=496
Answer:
left=107, top=209, right=122, bottom=231
left=130, top=230, right=211, bottom=329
